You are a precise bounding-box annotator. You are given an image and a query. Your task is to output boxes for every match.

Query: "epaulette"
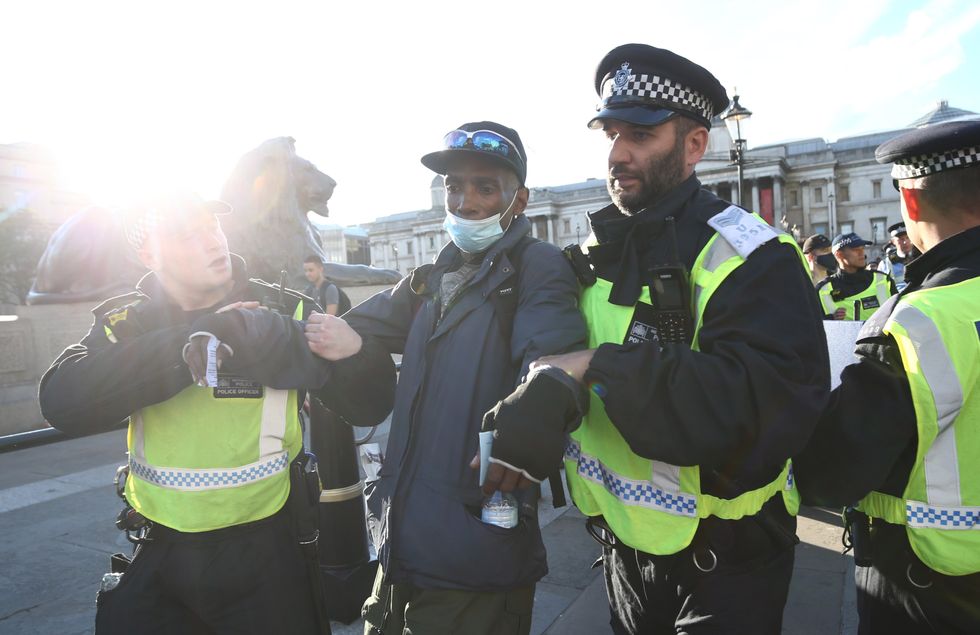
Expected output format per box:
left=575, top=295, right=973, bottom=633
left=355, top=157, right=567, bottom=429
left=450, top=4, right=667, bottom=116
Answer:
left=814, top=277, right=833, bottom=291
left=92, top=292, right=144, bottom=318
left=706, top=205, right=779, bottom=259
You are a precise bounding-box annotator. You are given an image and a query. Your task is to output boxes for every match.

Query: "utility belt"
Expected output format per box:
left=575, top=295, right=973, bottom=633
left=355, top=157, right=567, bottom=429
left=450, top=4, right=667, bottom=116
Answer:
left=586, top=496, right=798, bottom=574
left=848, top=512, right=980, bottom=592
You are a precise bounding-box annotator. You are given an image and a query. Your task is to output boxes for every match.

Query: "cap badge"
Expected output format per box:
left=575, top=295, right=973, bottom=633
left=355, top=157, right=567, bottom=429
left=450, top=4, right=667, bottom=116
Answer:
left=613, top=62, right=632, bottom=91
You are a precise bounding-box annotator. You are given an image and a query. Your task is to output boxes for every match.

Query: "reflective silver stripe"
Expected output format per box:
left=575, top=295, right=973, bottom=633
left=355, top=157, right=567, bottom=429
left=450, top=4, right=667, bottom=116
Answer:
left=906, top=500, right=980, bottom=530
left=565, top=440, right=697, bottom=517
left=258, top=388, right=288, bottom=460
left=889, top=303, right=964, bottom=506
left=693, top=236, right=738, bottom=326
left=818, top=286, right=837, bottom=315
left=129, top=451, right=289, bottom=491
left=132, top=411, right=146, bottom=461
left=874, top=275, right=892, bottom=305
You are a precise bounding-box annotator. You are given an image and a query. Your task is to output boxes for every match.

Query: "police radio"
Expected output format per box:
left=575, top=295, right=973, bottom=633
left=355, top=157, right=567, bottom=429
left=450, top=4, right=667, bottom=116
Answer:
left=645, top=217, right=693, bottom=345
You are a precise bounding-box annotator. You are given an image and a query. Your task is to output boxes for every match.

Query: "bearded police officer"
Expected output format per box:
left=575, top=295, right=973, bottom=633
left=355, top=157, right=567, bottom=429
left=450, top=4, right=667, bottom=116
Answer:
left=816, top=232, right=898, bottom=320
left=479, top=44, right=830, bottom=634
left=39, top=193, right=392, bottom=634
left=795, top=120, right=980, bottom=634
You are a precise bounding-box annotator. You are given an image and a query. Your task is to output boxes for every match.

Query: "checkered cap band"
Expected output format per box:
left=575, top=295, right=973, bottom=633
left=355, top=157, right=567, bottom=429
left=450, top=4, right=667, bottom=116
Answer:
left=125, top=211, right=162, bottom=250
left=891, top=144, right=980, bottom=179
left=906, top=501, right=980, bottom=530
left=129, top=452, right=289, bottom=491
left=601, top=73, right=715, bottom=122
left=565, top=440, right=698, bottom=517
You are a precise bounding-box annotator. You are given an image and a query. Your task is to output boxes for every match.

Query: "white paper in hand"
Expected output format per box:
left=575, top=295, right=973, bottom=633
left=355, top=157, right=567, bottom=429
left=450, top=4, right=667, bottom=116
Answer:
left=205, top=335, right=220, bottom=387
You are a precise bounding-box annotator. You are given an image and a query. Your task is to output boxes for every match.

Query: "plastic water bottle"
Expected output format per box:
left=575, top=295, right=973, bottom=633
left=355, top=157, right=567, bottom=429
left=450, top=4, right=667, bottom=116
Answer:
left=478, top=431, right=519, bottom=528
left=481, top=491, right=519, bottom=528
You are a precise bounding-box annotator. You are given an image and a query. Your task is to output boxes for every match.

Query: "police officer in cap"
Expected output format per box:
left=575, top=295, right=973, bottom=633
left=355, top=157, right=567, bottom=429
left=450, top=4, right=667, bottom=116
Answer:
left=39, top=192, right=392, bottom=634
left=479, top=44, right=830, bottom=634
left=795, top=118, right=980, bottom=633
left=815, top=232, right=898, bottom=320
left=877, top=221, right=919, bottom=291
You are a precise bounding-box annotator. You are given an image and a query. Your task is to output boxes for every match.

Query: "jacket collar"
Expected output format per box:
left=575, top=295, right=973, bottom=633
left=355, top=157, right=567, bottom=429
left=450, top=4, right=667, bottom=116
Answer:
left=905, top=224, right=980, bottom=288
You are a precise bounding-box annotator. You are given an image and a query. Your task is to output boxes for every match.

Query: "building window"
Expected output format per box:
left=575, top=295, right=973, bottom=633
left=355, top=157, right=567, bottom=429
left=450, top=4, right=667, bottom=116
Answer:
left=813, top=187, right=823, bottom=203
left=788, top=190, right=799, bottom=207
left=563, top=219, right=571, bottom=234
left=872, top=180, right=882, bottom=199
left=406, top=240, right=414, bottom=255
left=870, top=218, right=887, bottom=244
left=812, top=223, right=828, bottom=236
left=428, top=235, right=435, bottom=249
left=839, top=184, right=850, bottom=202
left=840, top=222, right=854, bottom=235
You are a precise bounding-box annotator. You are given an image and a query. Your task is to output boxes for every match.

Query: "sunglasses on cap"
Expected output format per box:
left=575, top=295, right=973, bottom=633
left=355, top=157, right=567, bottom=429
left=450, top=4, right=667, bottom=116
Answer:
left=443, top=129, right=519, bottom=159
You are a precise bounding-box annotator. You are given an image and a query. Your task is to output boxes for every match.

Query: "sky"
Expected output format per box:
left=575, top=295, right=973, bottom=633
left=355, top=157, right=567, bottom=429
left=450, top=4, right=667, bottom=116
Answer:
left=2, top=0, right=979, bottom=227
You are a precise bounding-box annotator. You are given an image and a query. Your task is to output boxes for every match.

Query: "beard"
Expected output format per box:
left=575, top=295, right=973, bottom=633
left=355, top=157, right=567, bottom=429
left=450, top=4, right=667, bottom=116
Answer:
left=607, top=132, right=687, bottom=215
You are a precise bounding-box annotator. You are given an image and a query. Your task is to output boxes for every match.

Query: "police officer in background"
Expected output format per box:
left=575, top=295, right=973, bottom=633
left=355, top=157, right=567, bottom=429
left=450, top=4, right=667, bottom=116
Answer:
left=816, top=232, right=898, bottom=320
left=802, top=233, right=838, bottom=285
left=795, top=119, right=980, bottom=634
left=38, top=193, right=393, bottom=634
left=877, top=222, right=919, bottom=291
left=479, top=44, right=830, bottom=634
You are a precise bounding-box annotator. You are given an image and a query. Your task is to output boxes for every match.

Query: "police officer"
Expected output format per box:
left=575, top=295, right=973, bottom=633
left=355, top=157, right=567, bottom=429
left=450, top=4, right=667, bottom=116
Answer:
left=802, top=233, right=838, bottom=285
left=877, top=222, right=919, bottom=291
left=480, top=44, right=830, bottom=634
left=816, top=232, right=898, bottom=320
left=38, top=193, right=391, bottom=634
left=795, top=119, right=980, bottom=634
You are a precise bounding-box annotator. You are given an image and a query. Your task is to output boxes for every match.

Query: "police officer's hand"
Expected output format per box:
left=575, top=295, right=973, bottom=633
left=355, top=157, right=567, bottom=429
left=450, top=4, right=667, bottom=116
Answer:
left=531, top=349, right=596, bottom=383
left=474, top=367, right=589, bottom=496
left=833, top=308, right=847, bottom=320
left=305, top=312, right=362, bottom=360
left=183, top=334, right=234, bottom=386
left=182, top=301, right=256, bottom=385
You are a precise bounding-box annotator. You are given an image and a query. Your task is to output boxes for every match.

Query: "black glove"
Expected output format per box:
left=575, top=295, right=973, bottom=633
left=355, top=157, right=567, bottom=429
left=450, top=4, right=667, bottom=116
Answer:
left=483, top=366, right=589, bottom=483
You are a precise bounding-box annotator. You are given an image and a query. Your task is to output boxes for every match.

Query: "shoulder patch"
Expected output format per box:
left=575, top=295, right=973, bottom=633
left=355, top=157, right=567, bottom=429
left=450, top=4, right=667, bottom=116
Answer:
left=707, top=206, right=779, bottom=259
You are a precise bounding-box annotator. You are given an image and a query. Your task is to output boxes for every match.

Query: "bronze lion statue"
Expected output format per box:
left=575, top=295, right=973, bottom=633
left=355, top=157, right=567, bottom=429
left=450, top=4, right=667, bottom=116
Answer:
left=27, top=137, right=400, bottom=305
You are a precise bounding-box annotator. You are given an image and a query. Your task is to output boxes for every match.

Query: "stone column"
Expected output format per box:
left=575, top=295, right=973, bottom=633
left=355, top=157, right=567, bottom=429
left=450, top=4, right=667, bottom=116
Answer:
left=545, top=215, right=553, bottom=244
left=414, top=235, right=422, bottom=267
left=773, top=178, right=783, bottom=223
left=751, top=180, right=761, bottom=214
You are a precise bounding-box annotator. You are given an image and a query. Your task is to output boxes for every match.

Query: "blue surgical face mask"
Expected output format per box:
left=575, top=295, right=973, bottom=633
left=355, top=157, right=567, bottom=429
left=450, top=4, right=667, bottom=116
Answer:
left=443, top=190, right=519, bottom=253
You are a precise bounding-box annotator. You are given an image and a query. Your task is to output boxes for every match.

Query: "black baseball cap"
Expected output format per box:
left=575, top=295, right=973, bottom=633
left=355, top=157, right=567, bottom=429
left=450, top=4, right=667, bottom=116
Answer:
left=802, top=234, right=831, bottom=254
left=589, top=43, right=729, bottom=130
left=421, top=121, right=528, bottom=185
left=832, top=232, right=873, bottom=252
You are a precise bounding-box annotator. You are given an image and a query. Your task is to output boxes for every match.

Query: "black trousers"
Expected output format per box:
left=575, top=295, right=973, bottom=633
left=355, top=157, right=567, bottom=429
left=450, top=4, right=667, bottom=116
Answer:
left=95, top=507, right=322, bottom=635
left=600, top=504, right=797, bottom=635
left=855, top=523, right=980, bottom=635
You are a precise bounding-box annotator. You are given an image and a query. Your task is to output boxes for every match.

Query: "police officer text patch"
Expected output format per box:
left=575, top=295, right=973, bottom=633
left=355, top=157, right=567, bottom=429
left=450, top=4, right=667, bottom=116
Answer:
left=624, top=302, right=660, bottom=345
left=213, top=374, right=264, bottom=399
left=861, top=296, right=881, bottom=310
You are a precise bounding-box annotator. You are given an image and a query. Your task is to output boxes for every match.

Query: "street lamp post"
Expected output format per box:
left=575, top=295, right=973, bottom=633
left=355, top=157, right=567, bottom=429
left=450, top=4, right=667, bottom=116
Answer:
left=721, top=91, right=753, bottom=208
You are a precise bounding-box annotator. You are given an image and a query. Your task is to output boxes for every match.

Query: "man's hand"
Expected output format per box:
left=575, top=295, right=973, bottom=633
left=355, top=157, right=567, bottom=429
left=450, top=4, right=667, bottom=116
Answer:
left=531, top=349, right=596, bottom=383
left=469, top=453, right=537, bottom=496
left=183, top=334, right=233, bottom=386
left=833, top=308, right=847, bottom=320
left=305, top=313, right=362, bottom=360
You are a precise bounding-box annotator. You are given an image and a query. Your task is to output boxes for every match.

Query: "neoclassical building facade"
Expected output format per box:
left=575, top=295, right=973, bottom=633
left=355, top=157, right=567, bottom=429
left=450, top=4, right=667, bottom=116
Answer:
left=364, top=101, right=975, bottom=275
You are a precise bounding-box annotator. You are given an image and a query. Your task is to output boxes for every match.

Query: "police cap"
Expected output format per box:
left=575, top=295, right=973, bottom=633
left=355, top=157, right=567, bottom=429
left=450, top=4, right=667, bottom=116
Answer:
left=832, top=232, right=873, bottom=252
left=589, top=43, right=729, bottom=130
left=421, top=121, right=528, bottom=185
left=875, top=118, right=980, bottom=181
left=124, top=192, right=231, bottom=250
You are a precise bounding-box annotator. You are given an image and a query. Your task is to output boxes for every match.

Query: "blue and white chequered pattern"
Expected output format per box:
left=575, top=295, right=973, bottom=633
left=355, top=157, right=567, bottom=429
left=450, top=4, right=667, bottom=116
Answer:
left=130, top=452, right=288, bottom=491
left=602, top=72, right=714, bottom=121
left=786, top=463, right=795, bottom=490
left=906, top=501, right=980, bottom=530
left=565, top=441, right=697, bottom=517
